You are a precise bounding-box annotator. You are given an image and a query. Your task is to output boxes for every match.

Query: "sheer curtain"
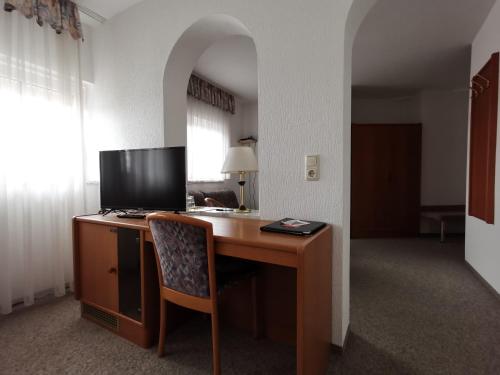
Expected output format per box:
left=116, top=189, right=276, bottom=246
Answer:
left=0, top=10, right=84, bottom=313
left=187, top=96, right=231, bottom=182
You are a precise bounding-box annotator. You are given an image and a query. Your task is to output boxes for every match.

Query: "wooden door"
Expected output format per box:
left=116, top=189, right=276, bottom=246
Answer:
left=469, top=52, right=498, bottom=224
left=351, top=124, right=422, bottom=238
left=79, top=222, right=119, bottom=312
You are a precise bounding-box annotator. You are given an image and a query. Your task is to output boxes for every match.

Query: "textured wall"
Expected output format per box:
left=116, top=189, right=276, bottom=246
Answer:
left=419, top=90, right=469, bottom=206
left=85, top=0, right=372, bottom=345
left=352, top=96, right=421, bottom=124
left=466, top=0, right=500, bottom=294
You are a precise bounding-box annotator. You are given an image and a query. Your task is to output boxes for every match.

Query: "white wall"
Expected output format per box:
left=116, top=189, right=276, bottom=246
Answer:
left=420, top=90, right=469, bottom=206
left=466, top=0, right=500, bottom=294
left=85, top=0, right=360, bottom=345
left=352, top=96, right=420, bottom=123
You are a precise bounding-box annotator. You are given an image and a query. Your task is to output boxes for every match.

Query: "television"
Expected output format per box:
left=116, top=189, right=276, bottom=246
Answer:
left=99, top=147, right=186, bottom=211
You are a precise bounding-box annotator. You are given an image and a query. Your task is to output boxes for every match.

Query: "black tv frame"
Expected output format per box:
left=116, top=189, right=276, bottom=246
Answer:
left=99, top=146, right=186, bottom=213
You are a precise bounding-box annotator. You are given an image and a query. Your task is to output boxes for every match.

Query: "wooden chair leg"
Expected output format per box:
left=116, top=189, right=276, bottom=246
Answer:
left=251, top=275, right=264, bottom=339
left=210, top=309, right=221, bottom=375
left=158, top=299, right=166, bottom=357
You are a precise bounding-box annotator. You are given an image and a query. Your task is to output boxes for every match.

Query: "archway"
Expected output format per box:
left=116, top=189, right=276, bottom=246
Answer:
left=163, top=14, right=253, bottom=147
left=343, top=1, right=496, bottom=371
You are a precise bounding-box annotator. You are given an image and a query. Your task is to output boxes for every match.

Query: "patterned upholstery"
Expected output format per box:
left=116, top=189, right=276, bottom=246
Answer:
left=202, top=190, right=239, bottom=209
left=204, top=197, right=225, bottom=207
left=149, top=219, right=210, bottom=297
left=188, top=190, right=205, bottom=207
left=188, top=189, right=239, bottom=209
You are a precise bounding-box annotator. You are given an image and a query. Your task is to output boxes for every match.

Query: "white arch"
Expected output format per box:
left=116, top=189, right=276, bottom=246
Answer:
left=163, top=14, right=254, bottom=147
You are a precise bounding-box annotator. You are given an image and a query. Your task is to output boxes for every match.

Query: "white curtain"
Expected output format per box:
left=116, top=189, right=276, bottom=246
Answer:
left=187, top=96, right=231, bottom=182
left=0, top=10, right=84, bottom=313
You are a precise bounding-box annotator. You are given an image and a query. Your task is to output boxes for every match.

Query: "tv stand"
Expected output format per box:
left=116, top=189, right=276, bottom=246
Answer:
left=101, top=209, right=154, bottom=217
left=117, top=213, right=146, bottom=219
left=100, top=209, right=127, bottom=216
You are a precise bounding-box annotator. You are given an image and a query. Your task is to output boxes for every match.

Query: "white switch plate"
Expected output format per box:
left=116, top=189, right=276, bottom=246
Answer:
left=305, top=155, right=320, bottom=181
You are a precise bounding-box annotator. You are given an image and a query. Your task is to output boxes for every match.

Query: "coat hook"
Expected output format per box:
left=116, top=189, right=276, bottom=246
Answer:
left=475, top=74, right=490, bottom=88
left=472, top=80, right=484, bottom=93
left=469, top=87, right=479, bottom=99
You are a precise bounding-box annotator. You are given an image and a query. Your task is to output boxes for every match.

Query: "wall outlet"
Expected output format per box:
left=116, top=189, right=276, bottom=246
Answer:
left=305, top=155, right=320, bottom=181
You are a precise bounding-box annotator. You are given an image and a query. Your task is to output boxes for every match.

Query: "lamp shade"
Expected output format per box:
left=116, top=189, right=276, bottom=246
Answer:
left=221, top=146, right=258, bottom=173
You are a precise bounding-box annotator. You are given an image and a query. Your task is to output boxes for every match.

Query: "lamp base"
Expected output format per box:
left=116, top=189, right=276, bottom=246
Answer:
left=234, top=205, right=251, bottom=213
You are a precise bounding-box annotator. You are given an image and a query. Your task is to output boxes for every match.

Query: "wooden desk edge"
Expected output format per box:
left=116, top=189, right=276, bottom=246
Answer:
left=73, top=214, right=332, bottom=255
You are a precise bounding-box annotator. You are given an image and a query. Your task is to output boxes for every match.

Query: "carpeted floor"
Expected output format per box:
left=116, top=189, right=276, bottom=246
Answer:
left=1, top=237, right=499, bottom=374
left=335, top=237, right=500, bottom=375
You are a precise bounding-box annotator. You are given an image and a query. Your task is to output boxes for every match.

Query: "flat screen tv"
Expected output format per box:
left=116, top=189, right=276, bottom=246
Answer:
left=99, top=147, right=186, bottom=211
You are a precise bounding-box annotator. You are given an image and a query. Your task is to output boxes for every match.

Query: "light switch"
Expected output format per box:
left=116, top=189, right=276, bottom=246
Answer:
left=305, top=155, right=320, bottom=181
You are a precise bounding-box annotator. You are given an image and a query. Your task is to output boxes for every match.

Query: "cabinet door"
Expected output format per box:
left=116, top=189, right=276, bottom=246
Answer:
left=351, top=124, right=421, bottom=238
left=79, top=223, right=118, bottom=312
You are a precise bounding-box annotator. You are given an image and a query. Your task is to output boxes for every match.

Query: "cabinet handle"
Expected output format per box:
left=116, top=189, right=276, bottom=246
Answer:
left=109, top=228, right=117, bottom=233
left=108, top=267, right=117, bottom=274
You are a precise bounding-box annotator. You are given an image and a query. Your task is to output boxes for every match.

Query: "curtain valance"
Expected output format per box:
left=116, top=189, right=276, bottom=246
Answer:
left=4, top=0, right=83, bottom=41
left=187, top=75, right=235, bottom=114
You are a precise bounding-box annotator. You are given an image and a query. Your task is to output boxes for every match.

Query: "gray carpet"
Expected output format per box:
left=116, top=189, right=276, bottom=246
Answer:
left=1, top=237, right=499, bottom=374
left=332, top=238, right=500, bottom=375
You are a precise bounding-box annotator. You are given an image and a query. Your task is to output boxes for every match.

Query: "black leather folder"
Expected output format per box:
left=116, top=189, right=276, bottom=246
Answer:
left=260, top=218, right=326, bottom=236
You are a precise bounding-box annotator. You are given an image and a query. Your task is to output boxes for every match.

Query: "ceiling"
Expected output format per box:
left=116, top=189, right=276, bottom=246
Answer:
left=193, top=35, right=258, bottom=102
left=352, top=0, right=496, bottom=96
left=76, top=0, right=143, bottom=20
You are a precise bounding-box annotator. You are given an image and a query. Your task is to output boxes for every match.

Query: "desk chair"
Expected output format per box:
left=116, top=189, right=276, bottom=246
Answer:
left=147, top=213, right=260, bottom=375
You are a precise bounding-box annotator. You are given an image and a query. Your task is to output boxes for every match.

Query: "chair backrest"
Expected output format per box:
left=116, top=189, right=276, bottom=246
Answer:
left=147, top=213, right=215, bottom=298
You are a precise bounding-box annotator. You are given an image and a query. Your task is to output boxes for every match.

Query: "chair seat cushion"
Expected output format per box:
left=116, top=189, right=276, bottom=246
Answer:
left=215, top=255, right=258, bottom=291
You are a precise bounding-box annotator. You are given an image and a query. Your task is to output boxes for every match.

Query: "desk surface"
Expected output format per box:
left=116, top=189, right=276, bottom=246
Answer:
left=76, top=214, right=328, bottom=255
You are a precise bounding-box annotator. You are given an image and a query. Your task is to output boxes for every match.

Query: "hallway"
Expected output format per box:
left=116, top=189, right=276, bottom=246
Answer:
left=330, top=238, right=500, bottom=374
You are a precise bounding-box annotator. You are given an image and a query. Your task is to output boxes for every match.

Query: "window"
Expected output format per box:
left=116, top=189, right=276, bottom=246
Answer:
left=187, top=96, right=230, bottom=182
left=0, top=10, right=84, bottom=314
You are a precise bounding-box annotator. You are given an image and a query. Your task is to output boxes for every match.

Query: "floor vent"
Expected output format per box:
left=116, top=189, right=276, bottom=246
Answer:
left=82, top=303, right=118, bottom=331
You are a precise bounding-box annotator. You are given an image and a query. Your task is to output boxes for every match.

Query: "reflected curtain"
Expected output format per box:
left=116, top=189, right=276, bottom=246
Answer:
left=0, top=9, right=84, bottom=313
left=187, top=96, right=230, bottom=182
left=187, top=75, right=235, bottom=114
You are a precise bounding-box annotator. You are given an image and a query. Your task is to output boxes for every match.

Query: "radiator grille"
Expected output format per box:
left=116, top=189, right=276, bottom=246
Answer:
left=82, top=303, right=119, bottom=331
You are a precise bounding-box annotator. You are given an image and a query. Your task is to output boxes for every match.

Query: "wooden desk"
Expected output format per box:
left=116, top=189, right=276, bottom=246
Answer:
left=73, top=214, right=332, bottom=375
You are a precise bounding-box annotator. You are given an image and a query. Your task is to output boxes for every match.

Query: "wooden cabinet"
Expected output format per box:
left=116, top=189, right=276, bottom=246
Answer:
left=74, top=219, right=154, bottom=348
left=78, top=223, right=119, bottom=312
left=351, top=124, right=422, bottom=238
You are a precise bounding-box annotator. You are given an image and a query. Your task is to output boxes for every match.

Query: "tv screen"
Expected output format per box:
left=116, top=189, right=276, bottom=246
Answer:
left=99, top=147, right=186, bottom=211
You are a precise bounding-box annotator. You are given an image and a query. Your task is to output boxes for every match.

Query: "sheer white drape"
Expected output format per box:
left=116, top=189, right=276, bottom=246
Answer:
left=0, top=10, right=84, bottom=314
left=187, top=96, right=230, bottom=182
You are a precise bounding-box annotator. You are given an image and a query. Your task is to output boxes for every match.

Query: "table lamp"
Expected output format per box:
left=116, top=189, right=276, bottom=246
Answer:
left=221, top=146, right=258, bottom=212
